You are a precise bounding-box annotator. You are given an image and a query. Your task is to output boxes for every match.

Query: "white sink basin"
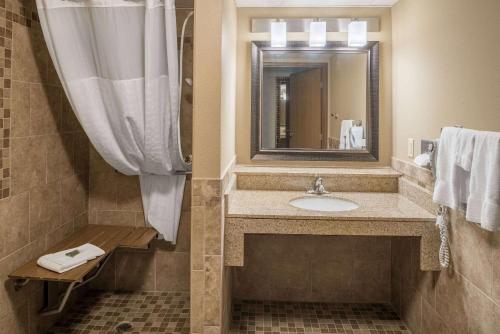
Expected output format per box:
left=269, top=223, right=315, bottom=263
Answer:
left=289, top=196, right=359, bottom=212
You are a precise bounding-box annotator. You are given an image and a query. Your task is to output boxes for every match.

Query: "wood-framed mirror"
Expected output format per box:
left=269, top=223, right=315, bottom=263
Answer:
left=251, top=41, right=379, bottom=161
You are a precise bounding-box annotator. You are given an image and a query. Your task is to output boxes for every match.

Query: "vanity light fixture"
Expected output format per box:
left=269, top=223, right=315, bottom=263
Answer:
left=271, top=21, right=287, bottom=47
left=348, top=20, right=367, bottom=47
left=309, top=21, right=327, bottom=47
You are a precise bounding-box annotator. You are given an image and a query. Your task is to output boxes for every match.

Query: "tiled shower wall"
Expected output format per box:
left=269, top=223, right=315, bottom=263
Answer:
left=0, top=0, right=90, bottom=332
left=88, top=4, right=194, bottom=293
left=232, top=235, right=391, bottom=303
left=392, top=158, right=500, bottom=333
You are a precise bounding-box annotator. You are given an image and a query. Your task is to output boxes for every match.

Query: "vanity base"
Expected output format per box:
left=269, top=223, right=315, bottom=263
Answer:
left=225, top=218, right=440, bottom=271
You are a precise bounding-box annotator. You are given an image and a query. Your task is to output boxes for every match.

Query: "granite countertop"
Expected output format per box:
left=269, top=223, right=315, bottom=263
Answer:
left=226, top=190, right=435, bottom=222
left=234, top=166, right=401, bottom=178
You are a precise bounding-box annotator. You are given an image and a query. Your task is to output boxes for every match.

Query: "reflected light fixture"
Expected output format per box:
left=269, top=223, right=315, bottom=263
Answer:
left=348, top=20, right=367, bottom=47
left=271, top=21, right=287, bottom=47
left=309, top=21, right=327, bottom=47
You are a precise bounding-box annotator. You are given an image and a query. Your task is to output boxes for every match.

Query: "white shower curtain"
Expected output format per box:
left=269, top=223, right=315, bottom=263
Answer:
left=36, top=0, right=187, bottom=242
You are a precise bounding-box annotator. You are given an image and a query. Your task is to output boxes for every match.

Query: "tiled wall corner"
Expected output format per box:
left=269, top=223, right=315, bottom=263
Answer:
left=0, top=0, right=90, bottom=332
left=191, top=160, right=235, bottom=334
left=391, top=157, right=500, bottom=333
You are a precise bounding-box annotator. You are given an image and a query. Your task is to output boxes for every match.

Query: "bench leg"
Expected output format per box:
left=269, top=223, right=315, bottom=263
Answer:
left=39, top=252, right=114, bottom=316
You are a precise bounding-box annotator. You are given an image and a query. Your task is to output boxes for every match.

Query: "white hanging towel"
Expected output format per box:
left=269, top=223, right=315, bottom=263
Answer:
left=433, top=127, right=470, bottom=210
left=349, top=126, right=365, bottom=149
left=339, top=120, right=354, bottom=149
left=37, top=244, right=105, bottom=274
left=466, top=131, right=500, bottom=231
left=36, top=0, right=188, bottom=242
left=455, top=128, right=476, bottom=171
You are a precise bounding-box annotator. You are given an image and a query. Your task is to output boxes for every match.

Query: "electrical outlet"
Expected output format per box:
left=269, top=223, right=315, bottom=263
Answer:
left=408, top=138, right=415, bottom=158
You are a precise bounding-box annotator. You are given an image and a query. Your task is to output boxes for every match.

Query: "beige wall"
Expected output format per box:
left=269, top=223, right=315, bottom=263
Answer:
left=391, top=1, right=500, bottom=332
left=220, top=0, right=238, bottom=176
left=236, top=7, right=392, bottom=166
left=329, top=53, right=368, bottom=141
left=193, top=0, right=237, bottom=179
left=0, top=2, right=90, bottom=332
left=392, top=0, right=500, bottom=161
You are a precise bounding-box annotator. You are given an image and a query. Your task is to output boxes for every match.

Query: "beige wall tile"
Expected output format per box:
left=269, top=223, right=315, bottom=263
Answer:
left=96, top=210, right=136, bottom=227
left=10, top=81, right=30, bottom=138
left=89, top=171, right=118, bottom=212
left=29, top=181, right=62, bottom=238
left=493, top=234, right=500, bottom=304
left=74, top=133, right=90, bottom=175
left=448, top=211, right=493, bottom=296
left=61, top=174, right=87, bottom=224
left=0, top=193, right=29, bottom=257
left=156, top=251, right=190, bottom=292
left=421, top=297, right=451, bottom=334
left=191, top=206, right=205, bottom=271
left=116, top=174, right=143, bottom=211
left=29, top=84, right=61, bottom=136
left=61, top=97, right=82, bottom=133
left=46, top=134, right=75, bottom=183
left=176, top=211, right=191, bottom=253
left=435, top=271, right=469, bottom=334
left=0, top=303, right=29, bottom=334
left=204, top=204, right=222, bottom=256
left=90, top=253, right=116, bottom=291
left=466, top=283, right=500, bottom=334
left=352, top=259, right=391, bottom=303
left=0, top=238, right=45, bottom=320
left=116, top=250, right=155, bottom=291
left=191, top=270, right=204, bottom=333
left=204, top=255, right=222, bottom=326
left=12, top=25, right=46, bottom=83
left=46, top=221, right=74, bottom=249
left=310, top=256, right=352, bottom=302
left=10, top=137, right=46, bottom=195
left=401, top=288, right=422, bottom=334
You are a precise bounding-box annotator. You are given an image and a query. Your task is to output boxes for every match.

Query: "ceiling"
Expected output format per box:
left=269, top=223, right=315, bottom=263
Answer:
left=234, top=0, right=399, bottom=7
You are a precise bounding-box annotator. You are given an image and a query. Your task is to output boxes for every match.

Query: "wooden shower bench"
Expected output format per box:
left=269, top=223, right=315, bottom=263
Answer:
left=8, top=224, right=158, bottom=316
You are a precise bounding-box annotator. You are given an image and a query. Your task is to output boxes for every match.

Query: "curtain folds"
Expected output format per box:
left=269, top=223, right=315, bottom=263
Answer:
left=36, top=0, right=186, bottom=243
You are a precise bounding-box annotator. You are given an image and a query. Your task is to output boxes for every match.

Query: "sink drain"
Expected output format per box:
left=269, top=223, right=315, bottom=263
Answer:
left=116, top=321, right=133, bottom=333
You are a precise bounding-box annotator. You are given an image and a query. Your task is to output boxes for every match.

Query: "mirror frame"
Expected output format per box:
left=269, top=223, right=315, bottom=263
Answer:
left=251, top=41, right=379, bottom=161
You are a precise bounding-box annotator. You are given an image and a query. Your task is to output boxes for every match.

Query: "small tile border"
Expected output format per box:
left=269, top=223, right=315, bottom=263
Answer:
left=0, top=0, right=40, bottom=199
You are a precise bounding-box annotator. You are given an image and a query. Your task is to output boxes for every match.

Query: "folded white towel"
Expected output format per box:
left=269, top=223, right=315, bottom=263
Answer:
left=466, top=131, right=500, bottom=231
left=339, top=120, right=354, bottom=149
left=455, top=128, right=476, bottom=171
left=37, top=243, right=105, bottom=274
left=433, top=127, right=470, bottom=210
left=349, top=126, right=364, bottom=149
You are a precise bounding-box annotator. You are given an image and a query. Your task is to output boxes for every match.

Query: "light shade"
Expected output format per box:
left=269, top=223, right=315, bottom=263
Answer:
left=309, top=21, right=327, bottom=47
left=271, top=21, right=287, bottom=47
left=348, top=21, right=367, bottom=47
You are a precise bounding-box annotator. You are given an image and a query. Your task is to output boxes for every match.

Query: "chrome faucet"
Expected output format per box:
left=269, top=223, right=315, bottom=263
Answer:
left=307, top=176, right=330, bottom=195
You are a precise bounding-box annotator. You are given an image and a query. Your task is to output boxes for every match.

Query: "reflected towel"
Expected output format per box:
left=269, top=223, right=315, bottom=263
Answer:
left=349, top=126, right=364, bottom=149
left=339, top=120, right=354, bottom=149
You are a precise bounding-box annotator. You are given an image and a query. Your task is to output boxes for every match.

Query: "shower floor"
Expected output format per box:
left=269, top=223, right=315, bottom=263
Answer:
left=231, top=300, right=410, bottom=334
left=46, top=290, right=190, bottom=334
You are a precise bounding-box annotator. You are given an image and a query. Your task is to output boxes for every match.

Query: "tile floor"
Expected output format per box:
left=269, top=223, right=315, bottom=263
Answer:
left=231, top=300, right=411, bottom=334
left=46, top=290, right=190, bottom=334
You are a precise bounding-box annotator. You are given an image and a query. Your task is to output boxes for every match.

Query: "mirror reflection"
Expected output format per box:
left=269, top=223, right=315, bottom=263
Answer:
left=261, top=50, right=368, bottom=151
